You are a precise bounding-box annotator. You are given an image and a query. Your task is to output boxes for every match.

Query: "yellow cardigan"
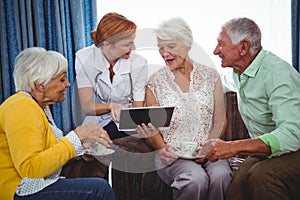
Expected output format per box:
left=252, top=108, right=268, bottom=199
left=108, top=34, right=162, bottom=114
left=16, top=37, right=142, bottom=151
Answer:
left=0, top=92, right=76, bottom=200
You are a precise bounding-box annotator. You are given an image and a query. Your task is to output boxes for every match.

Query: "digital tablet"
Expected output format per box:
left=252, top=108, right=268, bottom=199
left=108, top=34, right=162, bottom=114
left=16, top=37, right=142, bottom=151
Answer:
left=118, top=106, right=175, bottom=131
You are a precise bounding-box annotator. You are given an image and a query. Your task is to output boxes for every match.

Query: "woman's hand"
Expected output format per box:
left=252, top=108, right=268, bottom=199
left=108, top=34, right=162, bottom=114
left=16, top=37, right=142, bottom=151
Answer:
left=201, top=138, right=235, bottom=162
left=136, top=123, right=160, bottom=138
left=109, top=102, right=122, bottom=122
left=74, top=122, right=112, bottom=147
left=158, top=144, right=178, bottom=166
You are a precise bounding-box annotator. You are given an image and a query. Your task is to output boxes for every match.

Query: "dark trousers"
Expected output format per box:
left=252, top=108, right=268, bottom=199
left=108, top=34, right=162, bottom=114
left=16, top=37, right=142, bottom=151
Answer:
left=104, top=121, right=136, bottom=140
left=226, top=149, right=300, bottom=200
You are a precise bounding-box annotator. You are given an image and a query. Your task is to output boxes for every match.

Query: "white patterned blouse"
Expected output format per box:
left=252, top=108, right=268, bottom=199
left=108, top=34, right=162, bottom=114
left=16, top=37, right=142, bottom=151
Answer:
left=147, top=62, right=220, bottom=144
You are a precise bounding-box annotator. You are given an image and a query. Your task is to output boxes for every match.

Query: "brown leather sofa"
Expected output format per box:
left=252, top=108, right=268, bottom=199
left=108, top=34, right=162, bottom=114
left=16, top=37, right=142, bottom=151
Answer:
left=111, top=92, right=249, bottom=200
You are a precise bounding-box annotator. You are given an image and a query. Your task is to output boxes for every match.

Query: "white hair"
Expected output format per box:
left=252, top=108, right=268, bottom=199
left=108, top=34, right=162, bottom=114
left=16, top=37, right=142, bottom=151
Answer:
left=222, top=17, right=262, bottom=55
left=13, top=47, right=68, bottom=92
left=154, top=16, right=193, bottom=47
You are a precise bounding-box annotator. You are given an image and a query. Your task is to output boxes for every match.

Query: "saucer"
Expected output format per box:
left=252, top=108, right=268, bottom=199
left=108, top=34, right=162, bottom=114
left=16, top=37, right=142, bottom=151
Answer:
left=84, top=149, right=115, bottom=156
left=174, top=151, right=204, bottom=160
left=180, top=154, right=205, bottom=160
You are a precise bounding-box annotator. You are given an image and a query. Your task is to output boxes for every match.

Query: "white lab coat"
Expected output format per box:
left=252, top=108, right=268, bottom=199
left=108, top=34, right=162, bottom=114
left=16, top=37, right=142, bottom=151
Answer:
left=75, top=45, right=148, bottom=127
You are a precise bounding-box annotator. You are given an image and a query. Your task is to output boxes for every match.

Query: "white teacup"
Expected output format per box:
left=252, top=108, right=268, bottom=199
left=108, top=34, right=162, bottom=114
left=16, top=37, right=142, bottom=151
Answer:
left=84, top=142, right=107, bottom=155
left=169, top=141, right=200, bottom=158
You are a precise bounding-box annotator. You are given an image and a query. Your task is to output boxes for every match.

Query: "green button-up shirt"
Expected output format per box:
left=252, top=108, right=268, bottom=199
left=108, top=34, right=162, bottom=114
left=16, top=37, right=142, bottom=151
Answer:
left=224, top=49, right=300, bottom=157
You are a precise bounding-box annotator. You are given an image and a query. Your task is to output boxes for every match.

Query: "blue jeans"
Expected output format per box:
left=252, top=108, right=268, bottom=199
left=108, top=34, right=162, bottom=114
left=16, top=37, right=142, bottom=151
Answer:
left=14, top=178, right=115, bottom=200
left=104, top=120, right=136, bottom=139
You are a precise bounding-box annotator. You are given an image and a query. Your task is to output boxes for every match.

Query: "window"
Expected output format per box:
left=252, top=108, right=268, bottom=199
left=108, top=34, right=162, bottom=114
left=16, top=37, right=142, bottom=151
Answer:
left=97, top=0, right=291, bottom=74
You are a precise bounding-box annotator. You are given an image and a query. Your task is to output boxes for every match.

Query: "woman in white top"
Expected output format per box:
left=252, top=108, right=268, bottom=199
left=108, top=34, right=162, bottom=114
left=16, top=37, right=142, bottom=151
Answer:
left=75, top=12, right=148, bottom=139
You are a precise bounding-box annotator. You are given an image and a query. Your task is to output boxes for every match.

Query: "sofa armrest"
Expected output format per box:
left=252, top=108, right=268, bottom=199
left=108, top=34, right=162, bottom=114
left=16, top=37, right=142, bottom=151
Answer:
left=223, top=92, right=249, bottom=141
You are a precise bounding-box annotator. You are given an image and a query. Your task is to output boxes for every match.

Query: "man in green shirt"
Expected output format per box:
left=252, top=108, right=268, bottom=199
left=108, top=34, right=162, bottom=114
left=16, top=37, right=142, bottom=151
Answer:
left=202, top=17, right=300, bottom=200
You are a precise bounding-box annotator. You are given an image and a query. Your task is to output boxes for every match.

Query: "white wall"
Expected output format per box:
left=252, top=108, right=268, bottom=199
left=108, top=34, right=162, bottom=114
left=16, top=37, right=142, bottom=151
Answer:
left=97, top=0, right=291, bottom=74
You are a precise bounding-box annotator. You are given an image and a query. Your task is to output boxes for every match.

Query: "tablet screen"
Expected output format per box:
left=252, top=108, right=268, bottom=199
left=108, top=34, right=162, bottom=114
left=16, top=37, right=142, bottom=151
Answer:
left=118, top=106, right=175, bottom=131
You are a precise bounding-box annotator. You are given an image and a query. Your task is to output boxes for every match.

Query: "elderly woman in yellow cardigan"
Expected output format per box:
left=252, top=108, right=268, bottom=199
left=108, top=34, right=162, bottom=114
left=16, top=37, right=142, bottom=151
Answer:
left=0, top=47, right=115, bottom=200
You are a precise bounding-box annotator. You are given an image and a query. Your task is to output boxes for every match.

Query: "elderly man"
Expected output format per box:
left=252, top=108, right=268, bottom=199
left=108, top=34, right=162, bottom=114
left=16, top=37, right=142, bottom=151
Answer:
left=202, top=17, right=300, bottom=200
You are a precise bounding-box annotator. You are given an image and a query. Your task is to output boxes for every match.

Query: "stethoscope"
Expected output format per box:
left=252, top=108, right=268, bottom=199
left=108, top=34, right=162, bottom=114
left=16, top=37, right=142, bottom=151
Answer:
left=94, top=71, right=134, bottom=104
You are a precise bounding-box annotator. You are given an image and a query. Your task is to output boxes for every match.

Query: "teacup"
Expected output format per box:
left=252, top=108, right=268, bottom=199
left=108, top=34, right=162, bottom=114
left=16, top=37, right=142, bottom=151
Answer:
left=84, top=142, right=107, bottom=155
left=169, top=141, right=200, bottom=157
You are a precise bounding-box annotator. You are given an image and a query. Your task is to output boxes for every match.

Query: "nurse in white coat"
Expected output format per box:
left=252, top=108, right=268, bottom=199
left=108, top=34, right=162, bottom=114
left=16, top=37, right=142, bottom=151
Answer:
left=75, top=12, right=148, bottom=139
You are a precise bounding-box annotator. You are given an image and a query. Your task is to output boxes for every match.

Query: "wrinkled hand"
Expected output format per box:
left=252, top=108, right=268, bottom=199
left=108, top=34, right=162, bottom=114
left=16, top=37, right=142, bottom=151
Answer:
left=158, top=145, right=178, bottom=166
left=109, top=103, right=122, bottom=122
left=201, top=138, right=236, bottom=162
left=193, top=148, right=208, bottom=164
left=136, top=123, right=160, bottom=138
left=74, top=122, right=112, bottom=148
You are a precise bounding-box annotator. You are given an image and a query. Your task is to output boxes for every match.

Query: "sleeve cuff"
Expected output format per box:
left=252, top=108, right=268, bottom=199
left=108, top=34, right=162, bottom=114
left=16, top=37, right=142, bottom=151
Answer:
left=65, top=131, right=83, bottom=156
left=133, top=92, right=146, bottom=101
left=258, top=133, right=280, bottom=157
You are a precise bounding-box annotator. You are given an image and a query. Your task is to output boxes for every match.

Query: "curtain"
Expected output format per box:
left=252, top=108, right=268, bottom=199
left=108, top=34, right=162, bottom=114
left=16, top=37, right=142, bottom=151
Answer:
left=0, top=0, right=97, bottom=133
left=292, top=0, right=299, bottom=72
